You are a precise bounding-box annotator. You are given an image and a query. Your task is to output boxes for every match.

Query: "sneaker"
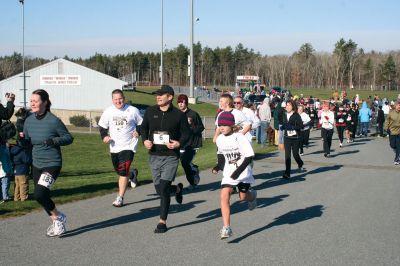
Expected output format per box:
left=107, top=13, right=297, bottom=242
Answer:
left=394, top=160, right=400, bottom=165
left=185, top=184, right=198, bottom=191
left=282, top=173, right=290, bottom=179
left=248, top=190, right=257, bottom=211
left=154, top=222, right=168, bottom=233
left=298, top=166, right=306, bottom=173
left=193, top=165, right=200, bottom=185
left=220, top=226, right=233, bottom=239
left=46, top=220, right=65, bottom=237
left=57, top=212, right=67, bottom=224
left=175, top=183, right=183, bottom=204
left=129, top=169, right=139, bottom=188
left=339, top=143, right=343, bottom=148
left=112, top=196, right=123, bottom=207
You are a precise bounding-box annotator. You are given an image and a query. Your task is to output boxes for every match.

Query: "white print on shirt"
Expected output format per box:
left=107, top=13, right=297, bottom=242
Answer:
left=98, top=104, right=143, bottom=153
left=216, top=133, right=255, bottom=186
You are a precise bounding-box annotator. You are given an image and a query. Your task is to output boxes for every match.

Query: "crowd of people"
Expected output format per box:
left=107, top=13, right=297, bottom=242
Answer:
left=0, top=86, right=399, bottom=240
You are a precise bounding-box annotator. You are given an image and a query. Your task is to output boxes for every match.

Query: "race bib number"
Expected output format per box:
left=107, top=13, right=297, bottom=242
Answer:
left=338, top=118, right=344, bottom=123
left=287, top=130, right=297, bottom=137
left=153, top=131, right=170, bottom=145
left=38, top=172, right=54, bottom=189
left=347, top=116, right=351, bottom=121
left=310, top=114, right=315, bottom=117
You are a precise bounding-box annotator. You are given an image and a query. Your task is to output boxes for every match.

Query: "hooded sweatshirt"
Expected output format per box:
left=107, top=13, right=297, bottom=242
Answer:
left=359, top=102, right=372, bottom=123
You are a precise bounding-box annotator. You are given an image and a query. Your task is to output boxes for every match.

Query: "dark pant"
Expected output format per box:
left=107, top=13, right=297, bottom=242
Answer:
left=299, top=130, right=310, bottom=154
left=32, top=166, right=61, bottom=216
left=361, top=122, right=369, bottom=136
left=180, top=148, right=196, bottom=185
left=284, top=137, right=303, bottom=176
left=154, top=180, right=178, bottom=221
left=389, top=135, right=400, bottom=161
left=378, top=122, right=384, bottom=136
left=352, top=123, right=357, bottom=139
left=321, top=128, right=334, bottom=155
left=336, top=126, right=345, bottom=143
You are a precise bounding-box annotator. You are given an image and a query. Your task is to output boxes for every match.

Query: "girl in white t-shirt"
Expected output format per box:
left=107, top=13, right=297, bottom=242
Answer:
left=212, top=111, right=257, bottom=240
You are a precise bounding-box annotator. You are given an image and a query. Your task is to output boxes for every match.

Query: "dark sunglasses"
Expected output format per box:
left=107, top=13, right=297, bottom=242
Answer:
left=234, top=102, right=242, bottom=104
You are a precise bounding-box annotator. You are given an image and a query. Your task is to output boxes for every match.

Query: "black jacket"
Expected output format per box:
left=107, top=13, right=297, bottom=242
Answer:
left=282, top=112, right=303, bottom=139
left=183, top=108, right=204, bottom=149
left=0, top=101, right=15, bottom=126
left=377, top=109, right=385, bottom=124
left=141, top=104, right=190, bottom=157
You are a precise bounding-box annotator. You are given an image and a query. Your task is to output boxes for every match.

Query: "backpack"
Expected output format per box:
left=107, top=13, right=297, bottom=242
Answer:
left=0, top=120, right=17, bottom=141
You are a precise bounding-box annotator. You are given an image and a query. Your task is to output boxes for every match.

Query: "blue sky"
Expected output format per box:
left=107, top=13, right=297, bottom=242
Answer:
left=1, top=0, right=399, bottom=59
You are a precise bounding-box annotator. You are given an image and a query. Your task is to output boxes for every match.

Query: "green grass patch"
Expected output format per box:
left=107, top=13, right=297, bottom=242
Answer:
left=125, top=86, right=218, bottom=117
left=0, top=133, right=275, bottom=218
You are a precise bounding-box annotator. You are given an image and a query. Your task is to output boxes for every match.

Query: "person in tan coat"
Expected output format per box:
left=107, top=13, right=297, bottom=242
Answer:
left=384, top=100, right=400, bottom=165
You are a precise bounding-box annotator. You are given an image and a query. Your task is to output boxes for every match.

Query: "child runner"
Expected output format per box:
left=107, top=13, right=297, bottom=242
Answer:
left=335, top=104, right=347, bottom=147
left=212, top=111, right=257, bottom=240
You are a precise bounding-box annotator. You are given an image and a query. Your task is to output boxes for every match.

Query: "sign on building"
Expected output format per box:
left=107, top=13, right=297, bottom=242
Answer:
left=40, top=75, right=81, bottom=86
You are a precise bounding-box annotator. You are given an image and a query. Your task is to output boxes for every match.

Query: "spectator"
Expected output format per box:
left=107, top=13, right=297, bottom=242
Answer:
left=10, top=140, right=31, bottom=201
left=257, top=97, right=272, bottom=147
left=384, top=100, right=400, bottom=165
left=359, top=101, right=372, bottom=137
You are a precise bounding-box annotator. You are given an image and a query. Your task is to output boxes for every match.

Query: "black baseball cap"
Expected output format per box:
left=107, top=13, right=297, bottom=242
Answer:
left=153, top=85, right=174, bottom=96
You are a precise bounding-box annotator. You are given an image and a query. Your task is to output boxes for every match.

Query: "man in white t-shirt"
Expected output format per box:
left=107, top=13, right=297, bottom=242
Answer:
left=98, top=89, right=143, bottom=207
left=233, top=96, right=260, bottom=143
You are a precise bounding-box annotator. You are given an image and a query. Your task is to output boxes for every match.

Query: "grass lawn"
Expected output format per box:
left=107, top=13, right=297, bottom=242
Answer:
left=0, top=133, right=275, bottom=218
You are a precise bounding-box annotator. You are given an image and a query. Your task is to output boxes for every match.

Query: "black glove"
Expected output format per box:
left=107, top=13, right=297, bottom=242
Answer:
left=43, top=138, right=55, bottom=147
left=212, top=165, right=220, bottom=173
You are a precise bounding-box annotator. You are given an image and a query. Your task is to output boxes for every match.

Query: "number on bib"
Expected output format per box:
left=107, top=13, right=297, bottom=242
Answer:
left=38, top=172, right=54, bottom=189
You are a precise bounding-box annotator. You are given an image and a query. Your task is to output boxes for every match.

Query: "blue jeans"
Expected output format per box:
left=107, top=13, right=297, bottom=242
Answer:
left=1, top=176, right=10, bottom=200
left=360, top=122, right=369, bottom=136
left=257, top=121, right=269, bottom=145
left=0, top=144, right=13, bottom=175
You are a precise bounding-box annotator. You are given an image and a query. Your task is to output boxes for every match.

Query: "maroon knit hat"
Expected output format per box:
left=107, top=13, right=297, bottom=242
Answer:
left=217, top=111, right=235, bottom=126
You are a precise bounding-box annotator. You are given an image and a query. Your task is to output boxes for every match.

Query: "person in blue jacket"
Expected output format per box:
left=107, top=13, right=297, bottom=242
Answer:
left=358, top=101, right=372, bottom=137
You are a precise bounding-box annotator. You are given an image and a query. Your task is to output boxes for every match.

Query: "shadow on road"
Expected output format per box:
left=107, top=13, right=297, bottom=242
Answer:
left=60, top=200, right=206, bottom=238
left=329, top=150, right=359, bottom=158
left=228, top=204, right=325, bottom=243
left=169, top=194, right=289, bottom=230
left=52, top=182, right=117, bottom=198
left=252, top=164, right=343, bottom=190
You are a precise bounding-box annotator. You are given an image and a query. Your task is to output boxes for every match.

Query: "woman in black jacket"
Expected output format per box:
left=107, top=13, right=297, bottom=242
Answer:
left=282, top=100, right=305, bottom=179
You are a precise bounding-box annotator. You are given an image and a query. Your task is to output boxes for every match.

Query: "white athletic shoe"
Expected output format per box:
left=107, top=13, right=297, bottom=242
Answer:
left=46, top=220, right=66, bottom=237
left=57, top=212, right=67, bottom=224
left=112, top=196, right=123, bottom=207
left=129, top=169, right=139, bottom=188
left=220, top=226, right=233, bottom=239
left=248, top=190, right=257, bottom=211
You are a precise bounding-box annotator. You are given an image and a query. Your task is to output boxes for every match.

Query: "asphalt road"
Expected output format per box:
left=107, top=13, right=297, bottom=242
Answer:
left=1, top=130, right=399, bottom=266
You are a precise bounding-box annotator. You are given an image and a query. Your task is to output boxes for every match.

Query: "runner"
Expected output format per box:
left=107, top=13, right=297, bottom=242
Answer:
left=23, top=89, right=73, bottom=237
left=384, top=100, right=400, bottom=165
left=344, top=104, right=354, bottom=143
left=213, top=94, right=250, bottom=143
left=177, top=94, right=205, bottom=189
left=298, top=105, right=311, bottom=155
left=282, top=100, right=305, bottom=179
left=335, top=104, right=347, bottom=148
left=141, top=85, right=190, bottom=233
left=233, top=96, right=260, bottom=143
left=320, top=102, right=335, bottom=157
left=212, top=111, right=257, bottom=239
left=98, top=89, right=143, bottom=207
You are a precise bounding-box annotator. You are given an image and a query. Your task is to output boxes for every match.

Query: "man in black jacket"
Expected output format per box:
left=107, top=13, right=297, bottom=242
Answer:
left=0, top=92, right=15, bottom=202
left=141, top=85, right=190, bottom=233
left=177, top=94, right=205, bottom=189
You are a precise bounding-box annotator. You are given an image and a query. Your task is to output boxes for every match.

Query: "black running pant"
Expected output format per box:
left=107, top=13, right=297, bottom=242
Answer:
left=321, top=128, right=334, bottom=155
left=336, top=126, right=345, bottom=143
left=180, top=148, right=196, bottom=185
left=32, top=166, right=61, bottom=216
left=154, top=180, right=178, bottom=221
left=284, top=137, right=303, bottom=176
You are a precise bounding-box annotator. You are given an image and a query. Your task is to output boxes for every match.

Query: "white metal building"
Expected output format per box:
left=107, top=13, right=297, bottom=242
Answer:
left=0, top=58, right=127, bottom=111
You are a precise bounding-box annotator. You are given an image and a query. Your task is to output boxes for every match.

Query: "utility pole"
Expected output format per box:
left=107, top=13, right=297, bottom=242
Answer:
left=20, top=0, right=27, bottom=108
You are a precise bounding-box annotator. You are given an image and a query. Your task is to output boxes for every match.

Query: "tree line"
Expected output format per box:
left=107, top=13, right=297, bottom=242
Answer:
left=0, top=38, right=398, bottom=91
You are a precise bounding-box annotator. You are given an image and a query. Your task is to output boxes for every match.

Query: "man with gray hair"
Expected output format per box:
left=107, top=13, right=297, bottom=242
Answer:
left=257, top=97, right=272, bottom=146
